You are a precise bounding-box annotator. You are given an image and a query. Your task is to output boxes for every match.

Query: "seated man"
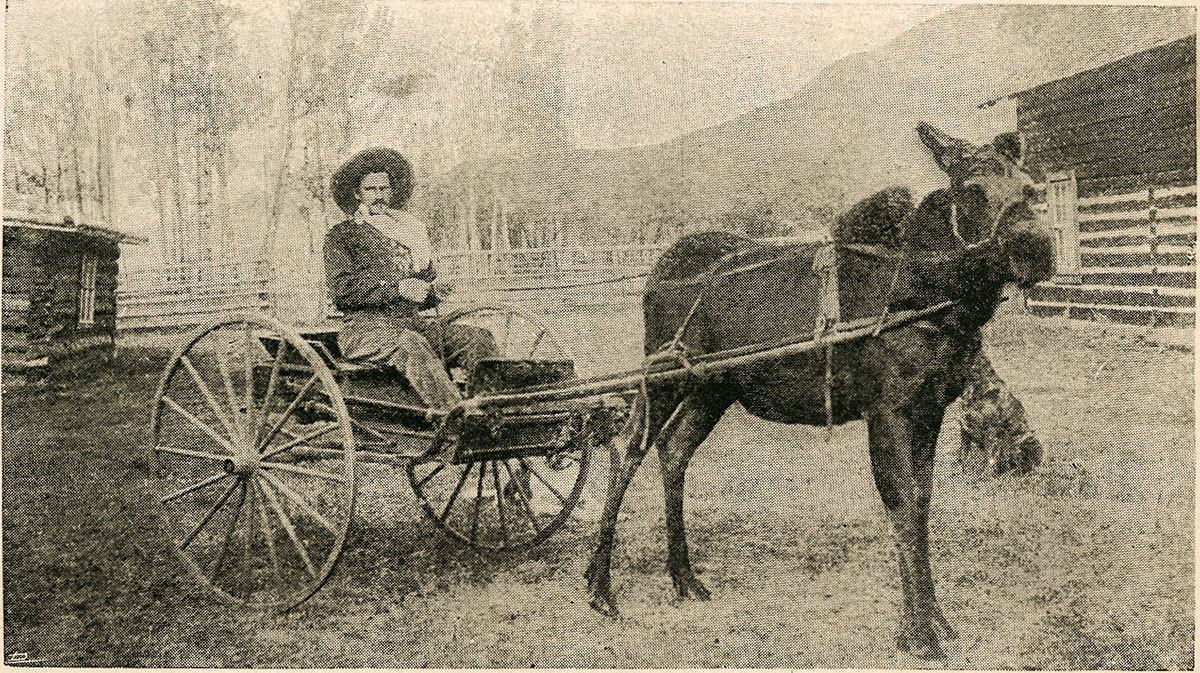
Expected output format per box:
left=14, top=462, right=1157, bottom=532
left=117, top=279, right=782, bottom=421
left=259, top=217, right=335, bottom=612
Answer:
left=324, top=148, right=498, bottom=409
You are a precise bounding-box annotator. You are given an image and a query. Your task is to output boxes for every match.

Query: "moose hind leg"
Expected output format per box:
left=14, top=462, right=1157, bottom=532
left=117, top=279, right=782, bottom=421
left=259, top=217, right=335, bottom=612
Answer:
left=867, top=406, right=954, bottom=660
left=658, top=391, right=729, bottom=601
left=585, top=394, right=663, bottom=617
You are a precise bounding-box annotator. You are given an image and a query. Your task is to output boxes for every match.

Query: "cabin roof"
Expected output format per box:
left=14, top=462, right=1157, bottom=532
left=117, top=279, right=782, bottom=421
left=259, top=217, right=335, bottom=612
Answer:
left=3, top=211, right=147, bottom=245
left=980, top=33, right=1196, bottom=108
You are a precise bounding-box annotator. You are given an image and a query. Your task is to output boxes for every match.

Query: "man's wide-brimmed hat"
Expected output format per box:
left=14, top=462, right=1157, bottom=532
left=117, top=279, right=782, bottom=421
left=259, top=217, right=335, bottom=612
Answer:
left=330, top=147, right=415, bottom=214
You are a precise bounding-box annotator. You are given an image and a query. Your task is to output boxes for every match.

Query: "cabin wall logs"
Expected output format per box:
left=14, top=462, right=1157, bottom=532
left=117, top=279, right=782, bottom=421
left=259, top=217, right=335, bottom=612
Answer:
left=1016, top=35, right=1197, bottom=196
left=1016, top=36, right=1196, bottom=325
left=2, top=227, right=119, bottom=361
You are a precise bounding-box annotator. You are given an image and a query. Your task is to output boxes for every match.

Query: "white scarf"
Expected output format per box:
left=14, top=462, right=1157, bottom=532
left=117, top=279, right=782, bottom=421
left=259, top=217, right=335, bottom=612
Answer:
left=355, top=206, right=433, bottom=274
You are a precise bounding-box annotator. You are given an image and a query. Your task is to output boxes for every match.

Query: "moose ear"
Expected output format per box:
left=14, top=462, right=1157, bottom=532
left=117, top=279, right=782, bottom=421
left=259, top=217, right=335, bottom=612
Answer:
left=916, top=122, right=953, bottom=157
left=993, top=131, right=1023, bottom=164
left=916, top=122, right=964, bottom=173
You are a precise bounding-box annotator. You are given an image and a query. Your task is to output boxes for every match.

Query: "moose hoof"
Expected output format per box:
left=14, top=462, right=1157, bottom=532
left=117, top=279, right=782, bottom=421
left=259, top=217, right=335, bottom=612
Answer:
left=896, top=629, right=946, bottom=661
left=671, top=570, right=711, bottom=601
left=589, top=592, right=621, bottom=618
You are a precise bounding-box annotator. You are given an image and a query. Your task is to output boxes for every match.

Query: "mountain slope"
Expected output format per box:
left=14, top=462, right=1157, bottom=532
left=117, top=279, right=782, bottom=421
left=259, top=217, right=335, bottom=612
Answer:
left=449, top=4, right=1196, bottom=236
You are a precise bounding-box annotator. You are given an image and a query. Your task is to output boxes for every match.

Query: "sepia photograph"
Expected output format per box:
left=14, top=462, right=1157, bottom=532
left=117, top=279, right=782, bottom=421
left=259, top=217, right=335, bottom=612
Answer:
left=1, top=0, right=1195, bottom=667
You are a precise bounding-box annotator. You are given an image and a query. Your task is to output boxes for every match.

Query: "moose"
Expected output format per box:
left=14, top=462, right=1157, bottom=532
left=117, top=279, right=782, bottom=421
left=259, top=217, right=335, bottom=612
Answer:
left=584, top=122, right=1055, bottom=660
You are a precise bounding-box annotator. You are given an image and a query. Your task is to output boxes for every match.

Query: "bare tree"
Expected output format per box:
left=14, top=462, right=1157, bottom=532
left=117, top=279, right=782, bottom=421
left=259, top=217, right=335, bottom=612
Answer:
left=107, top=0, right=258, bottom=270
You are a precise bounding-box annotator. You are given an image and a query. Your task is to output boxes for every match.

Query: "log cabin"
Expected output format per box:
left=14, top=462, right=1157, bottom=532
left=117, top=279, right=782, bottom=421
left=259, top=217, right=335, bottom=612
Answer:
left=3, top=211, right=145, bottom=372
left=1000, top=35, right=1196, bottom=325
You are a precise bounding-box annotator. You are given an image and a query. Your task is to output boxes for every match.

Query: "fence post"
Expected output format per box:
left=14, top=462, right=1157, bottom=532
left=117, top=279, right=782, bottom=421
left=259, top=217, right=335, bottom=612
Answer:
left=1148, top=184, right=1161, bottom=328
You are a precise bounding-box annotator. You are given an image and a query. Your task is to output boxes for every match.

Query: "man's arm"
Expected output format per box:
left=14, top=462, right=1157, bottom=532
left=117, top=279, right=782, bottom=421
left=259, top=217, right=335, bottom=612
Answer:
left=324, top=225, right=403, bottom=310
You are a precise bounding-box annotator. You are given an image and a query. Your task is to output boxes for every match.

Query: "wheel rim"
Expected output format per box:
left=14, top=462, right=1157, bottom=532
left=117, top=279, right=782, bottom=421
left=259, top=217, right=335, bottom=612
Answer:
left=437, top=304, right=576, bottom=363
left=408, top=304, right=589, bottom=550
left=150, top=313, right=356, bottom=611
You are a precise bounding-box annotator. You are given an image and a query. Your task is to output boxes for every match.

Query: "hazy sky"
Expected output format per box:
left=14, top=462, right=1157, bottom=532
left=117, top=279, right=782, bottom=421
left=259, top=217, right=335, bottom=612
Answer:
left=559, top=2, right=948, bottom=147
left=6, top=0, right=946, bottom=149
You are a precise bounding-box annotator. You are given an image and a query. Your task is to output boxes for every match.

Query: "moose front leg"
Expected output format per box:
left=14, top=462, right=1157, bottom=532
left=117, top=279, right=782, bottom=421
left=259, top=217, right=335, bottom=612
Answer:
left=866, top=405, right=956, bottom=660
left=585, top=409, right=653, bottom=617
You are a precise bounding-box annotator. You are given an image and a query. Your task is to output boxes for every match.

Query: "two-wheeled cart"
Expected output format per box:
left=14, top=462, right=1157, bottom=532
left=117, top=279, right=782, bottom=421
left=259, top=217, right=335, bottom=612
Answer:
left=150, top=306, right=628, bottom=611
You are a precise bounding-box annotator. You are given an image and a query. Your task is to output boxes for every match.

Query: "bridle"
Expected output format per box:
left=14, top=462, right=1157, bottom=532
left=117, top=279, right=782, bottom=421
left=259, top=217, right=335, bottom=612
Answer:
left=948, top=172, right=1029, bottom=251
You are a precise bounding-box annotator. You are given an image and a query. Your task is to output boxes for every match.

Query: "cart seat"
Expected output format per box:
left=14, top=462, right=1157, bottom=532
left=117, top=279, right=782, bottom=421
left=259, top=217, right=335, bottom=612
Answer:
left=467, top=358, right=576, bottom=396
left=300, top=329, right=403, bottom=374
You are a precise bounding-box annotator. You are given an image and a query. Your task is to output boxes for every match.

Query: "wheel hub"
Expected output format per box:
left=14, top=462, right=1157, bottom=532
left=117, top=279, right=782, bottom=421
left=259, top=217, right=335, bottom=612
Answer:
left=223, top=452, right=259, bottom=476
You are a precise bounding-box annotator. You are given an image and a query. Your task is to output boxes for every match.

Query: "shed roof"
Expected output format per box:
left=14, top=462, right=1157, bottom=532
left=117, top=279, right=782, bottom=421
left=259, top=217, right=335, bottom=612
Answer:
left=3, top=211, right=147, bottom=245
left=980, top=33, right=1196, bottom=108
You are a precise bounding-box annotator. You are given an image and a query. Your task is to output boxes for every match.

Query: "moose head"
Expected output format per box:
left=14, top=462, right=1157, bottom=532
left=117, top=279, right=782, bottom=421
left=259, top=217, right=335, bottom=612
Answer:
left=916, top=122, right=1055, bottom=288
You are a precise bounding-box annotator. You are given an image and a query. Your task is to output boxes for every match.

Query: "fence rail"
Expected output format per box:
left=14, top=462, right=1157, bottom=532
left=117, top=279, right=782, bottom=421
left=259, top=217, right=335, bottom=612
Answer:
left=117, top=258, right=273, bottom=329
left=116, top=235, right=822, bottom=330
left=1027, top=183, right=1197, bottom=323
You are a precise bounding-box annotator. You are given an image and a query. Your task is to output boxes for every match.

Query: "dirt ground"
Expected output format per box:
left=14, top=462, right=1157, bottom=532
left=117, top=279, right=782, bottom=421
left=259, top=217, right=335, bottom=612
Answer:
left=2, top=300, right=1194, bottom=668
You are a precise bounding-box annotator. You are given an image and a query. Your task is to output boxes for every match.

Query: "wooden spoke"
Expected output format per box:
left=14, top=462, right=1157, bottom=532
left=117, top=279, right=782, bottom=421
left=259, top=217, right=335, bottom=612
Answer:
left=255, top=342, right=288, bottom=445
left=181, top=478, right=241, bottom=549
left=259, top=460, right=346, bottom=483
left=439, top=464, right=473, bottom=522
left=242, top=323, right=255, bottom=441
left=527, top=329, right=547, bottom=358
left=161, top=396, right=238, bottom=454
left=517, top=456, right=568, bottom=503
left=491, top=461, right=509, bottom=544
left=180, top=355, right=238, bottom=440
left=252, top=478, right=284, bottom=589
left=502, top=459, right=542, bottom=535
left=215, top=347, right=244, bottom=438
left=241, top=475, right=256, bottom=586
left=257, top=470, right=339, bottom=535
left=161, top=472, right=230, bottom=504
left=260, top=423, right=339, bottom=461
left=502, top=310, right=513, bottom=354
left=470, top=463, right=486, bottom=544
left=258, top=475, right=317, bottom=578
left=155, top=445, right=229, bottom=463
left=256, top=374, right=319, bottom=453
left=208, top=479, right=247, bottom=581
left=414, top=463, right=446, bottom=490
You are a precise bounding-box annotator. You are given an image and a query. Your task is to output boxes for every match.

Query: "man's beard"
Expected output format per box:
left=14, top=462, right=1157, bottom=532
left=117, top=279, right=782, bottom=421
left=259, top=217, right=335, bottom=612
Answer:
left=367, top=198, right=389, bottom=216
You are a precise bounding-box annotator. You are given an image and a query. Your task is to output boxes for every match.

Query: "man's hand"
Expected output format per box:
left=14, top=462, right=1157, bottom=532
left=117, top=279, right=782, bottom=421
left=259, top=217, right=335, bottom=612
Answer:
left=432, top=280, right=455, bottom=299
left=397, top=278, right=431, bottom=303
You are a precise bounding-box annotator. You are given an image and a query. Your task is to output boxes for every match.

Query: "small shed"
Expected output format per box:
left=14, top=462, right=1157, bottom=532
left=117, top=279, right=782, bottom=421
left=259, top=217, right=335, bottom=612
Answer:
left=1000, top=34, right=1196, bottom=325
left=3, top=211, right=145, bottom=370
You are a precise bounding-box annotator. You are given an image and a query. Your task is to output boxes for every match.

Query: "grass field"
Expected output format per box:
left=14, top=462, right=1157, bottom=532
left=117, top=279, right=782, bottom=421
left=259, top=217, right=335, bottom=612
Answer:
left=2, top=301, right=1194, bottom=668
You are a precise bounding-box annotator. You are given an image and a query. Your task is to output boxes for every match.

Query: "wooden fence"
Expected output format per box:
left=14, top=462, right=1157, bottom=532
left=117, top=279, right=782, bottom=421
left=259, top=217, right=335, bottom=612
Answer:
left=1026, top=184, right=1197, bottom=324
left=116, top=236, right=822, bottom=330
left=117, top=258, right=273, bottom=330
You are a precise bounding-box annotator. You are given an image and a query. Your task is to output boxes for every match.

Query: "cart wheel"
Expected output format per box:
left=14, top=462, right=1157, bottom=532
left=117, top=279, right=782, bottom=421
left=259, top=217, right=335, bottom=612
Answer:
left=437, top=304, right=576, bottom=364
left=406, top=433, right=592, bottom=551
left=150, top=313, right=356, bottom=611
left=408, top=304, right=590, bottom=550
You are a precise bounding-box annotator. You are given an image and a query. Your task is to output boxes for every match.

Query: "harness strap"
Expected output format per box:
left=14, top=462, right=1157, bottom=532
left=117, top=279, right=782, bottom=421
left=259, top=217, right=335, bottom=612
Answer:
left=812, top=244, right=840, bottom=433
left=951, top=198, right=1019, bottom=250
